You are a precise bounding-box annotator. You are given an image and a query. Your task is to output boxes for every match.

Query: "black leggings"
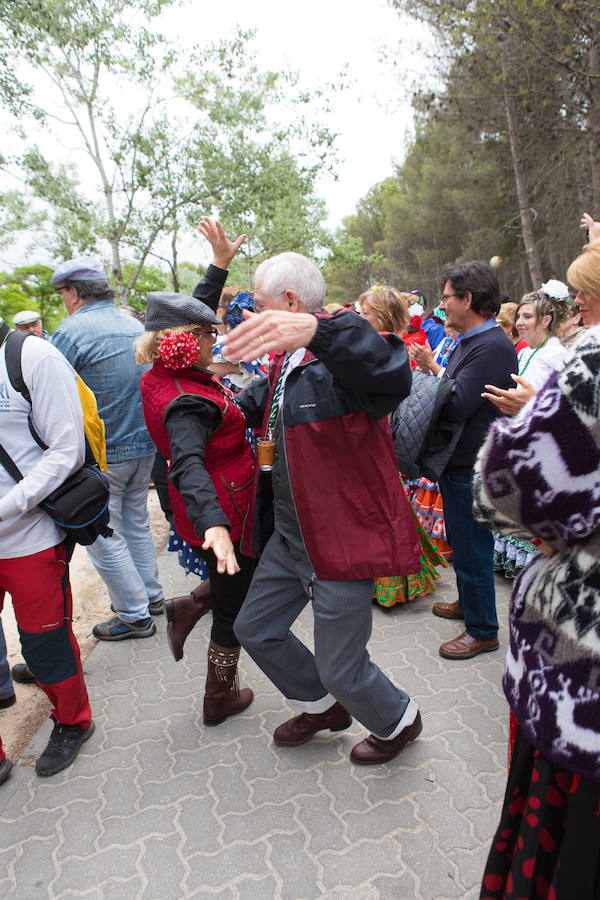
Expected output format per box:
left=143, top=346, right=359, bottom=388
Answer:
left=192, top=541, right=256, bottom=648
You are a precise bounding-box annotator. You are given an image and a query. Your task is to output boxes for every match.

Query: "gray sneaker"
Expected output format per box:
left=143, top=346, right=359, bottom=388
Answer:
left=93, top=616, right=156, bottom=641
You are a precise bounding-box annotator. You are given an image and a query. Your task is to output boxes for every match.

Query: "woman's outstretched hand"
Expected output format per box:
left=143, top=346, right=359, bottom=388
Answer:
left=481, top=374, right=536, bottom=415
left=196, top=217, right=247, bottom=270
left=203, top=525, right=240, bottom=575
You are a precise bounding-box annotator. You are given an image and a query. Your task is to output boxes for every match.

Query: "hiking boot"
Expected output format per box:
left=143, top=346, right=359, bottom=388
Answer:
left=110, top=600, right=164, bottom=616
left=35, top=720, right=95, bottom=777
left=0, top=758, right=13, bottom=785
left=0, top=694, right=16, bottom=709
left=11, top=663, right=36, bottom=684
left=93, top=615, right=156, bottom=641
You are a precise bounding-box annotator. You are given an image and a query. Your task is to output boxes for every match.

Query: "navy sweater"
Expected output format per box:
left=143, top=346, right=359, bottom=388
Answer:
left=443, top=324, right=517, bottom=470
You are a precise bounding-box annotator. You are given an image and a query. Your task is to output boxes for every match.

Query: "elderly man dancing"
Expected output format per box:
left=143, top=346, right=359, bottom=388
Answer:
left=229, top=252, right=423, bottom=764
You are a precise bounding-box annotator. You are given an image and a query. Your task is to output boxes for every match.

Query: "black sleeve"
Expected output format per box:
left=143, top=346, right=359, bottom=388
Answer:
left=443, top=339, right=518, bottom=424
left=164, top=394, right=230, bottom=537
left=192, top=264, right=228, bottom=313
left=235, top=375, right=270, bottom=429
left=307, top=311, right=412, bottom=418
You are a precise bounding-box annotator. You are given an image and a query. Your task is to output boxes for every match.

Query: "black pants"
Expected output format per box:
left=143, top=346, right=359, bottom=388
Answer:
left=192, top=541, right=256, bottom=648
left=151, top=452, right=172, bottom=521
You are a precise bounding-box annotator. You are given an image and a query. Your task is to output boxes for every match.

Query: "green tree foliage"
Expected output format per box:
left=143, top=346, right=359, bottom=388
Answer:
left=0, top=3, right=336, bottom=302
left=380, top=0, right=600, bottom=293
left=0, top=265, right=64, bottom=331
left=321, top=227, right=388, bottom=303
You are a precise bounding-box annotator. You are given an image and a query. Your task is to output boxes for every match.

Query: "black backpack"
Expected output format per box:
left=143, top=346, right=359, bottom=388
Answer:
left=0, top=324, right=113, bottom=546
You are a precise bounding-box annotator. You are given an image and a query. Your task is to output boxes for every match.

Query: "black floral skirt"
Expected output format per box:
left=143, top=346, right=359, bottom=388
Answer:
left=480, top=727, right=600, bottom=900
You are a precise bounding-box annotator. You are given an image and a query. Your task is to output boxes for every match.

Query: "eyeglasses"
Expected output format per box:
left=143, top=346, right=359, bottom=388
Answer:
left=440, top=293, right=460, bottom=302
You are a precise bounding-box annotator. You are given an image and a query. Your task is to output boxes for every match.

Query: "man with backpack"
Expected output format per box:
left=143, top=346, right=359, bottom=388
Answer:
left=0, top=317, right=94, bottom=782
left=51, top=258, right=164, bottom=641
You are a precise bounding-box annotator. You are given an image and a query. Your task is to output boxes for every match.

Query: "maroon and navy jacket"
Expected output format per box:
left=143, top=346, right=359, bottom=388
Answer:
left=141, top=363, right=255, bottom=545
left=237, top=311, right=421, bottom=580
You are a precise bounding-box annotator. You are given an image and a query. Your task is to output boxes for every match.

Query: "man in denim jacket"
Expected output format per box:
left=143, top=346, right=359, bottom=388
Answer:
left=51, top=258, right=164, bottom=641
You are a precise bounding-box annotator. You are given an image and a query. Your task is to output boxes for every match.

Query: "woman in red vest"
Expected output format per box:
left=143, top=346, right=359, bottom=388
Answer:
left=137, top=292, right=256, bottom=726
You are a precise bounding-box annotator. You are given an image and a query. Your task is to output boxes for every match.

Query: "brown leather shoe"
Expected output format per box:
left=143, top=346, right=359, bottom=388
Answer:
left=432, top=600, right=464, bottom=620
left=165, top=581, right=212, bottom=662
left=439, top=630, right=499, bottom=660
left=350, top=711, right=423, bottom=765
left=273, top=702, right=352, bottom=746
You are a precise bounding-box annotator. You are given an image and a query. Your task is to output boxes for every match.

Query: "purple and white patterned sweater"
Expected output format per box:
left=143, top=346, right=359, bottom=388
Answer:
left=474, top=325, right=600, bottom=782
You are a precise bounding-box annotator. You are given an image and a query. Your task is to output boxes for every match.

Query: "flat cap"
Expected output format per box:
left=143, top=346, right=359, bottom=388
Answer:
left=145, top=292, right=221, bottom=331
left=13, top=309, right=41, bottom=326
left=51, top=256, right=108, bottom=286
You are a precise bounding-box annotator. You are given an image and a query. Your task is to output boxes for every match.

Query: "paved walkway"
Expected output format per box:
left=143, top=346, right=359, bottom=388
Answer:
left=0, top=548, right=511, bottom=899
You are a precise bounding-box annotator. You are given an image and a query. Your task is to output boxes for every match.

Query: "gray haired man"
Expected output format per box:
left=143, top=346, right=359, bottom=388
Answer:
left=230, top=252, right=423, bottom=765
left=51, top=257, right=164, bottom=640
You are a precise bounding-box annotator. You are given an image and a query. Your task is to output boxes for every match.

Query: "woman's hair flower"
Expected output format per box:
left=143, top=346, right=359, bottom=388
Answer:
left=540, top=279, right=570, bottom=300
left=158, top=330, right=201, bottom=369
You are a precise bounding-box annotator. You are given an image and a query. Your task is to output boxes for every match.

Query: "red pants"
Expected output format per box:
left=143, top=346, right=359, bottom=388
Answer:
left=0, top=543, right=91, bottom=762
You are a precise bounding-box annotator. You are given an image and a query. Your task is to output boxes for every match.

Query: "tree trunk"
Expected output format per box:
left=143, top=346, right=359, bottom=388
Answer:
left=588, top=21, right=600, bottom=212
left=502, top=82, right=544, bottom=288
left=108, top=235, right=126, bottom=305
left=170, top=226, right=180, bottom=293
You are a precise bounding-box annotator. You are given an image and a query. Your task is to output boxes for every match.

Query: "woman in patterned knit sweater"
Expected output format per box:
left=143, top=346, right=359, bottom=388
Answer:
left=473, top=236, right=600, bottom=899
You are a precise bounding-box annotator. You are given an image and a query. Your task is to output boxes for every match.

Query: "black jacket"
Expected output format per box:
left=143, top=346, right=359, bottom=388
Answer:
left=443, top=324, right=518, bottom=470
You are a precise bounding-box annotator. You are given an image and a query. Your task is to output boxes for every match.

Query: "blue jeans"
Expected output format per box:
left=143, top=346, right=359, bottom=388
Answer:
left=0, top=618, right=12, bottom=699
left=439, top=471, right=498, bottom=641
left=86, top=455, right=163, bottom=623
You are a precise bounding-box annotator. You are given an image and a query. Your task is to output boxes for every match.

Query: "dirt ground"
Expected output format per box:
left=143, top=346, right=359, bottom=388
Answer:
left=1, top=489, right=169, bottom=763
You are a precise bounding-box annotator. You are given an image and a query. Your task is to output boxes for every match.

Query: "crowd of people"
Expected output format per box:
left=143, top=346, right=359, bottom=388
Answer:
left=0, top=211, right=599, bottom=898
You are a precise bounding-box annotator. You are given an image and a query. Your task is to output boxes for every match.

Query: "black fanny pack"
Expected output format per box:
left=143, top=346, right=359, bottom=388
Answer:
left=0, top=444, right=112, bottom=546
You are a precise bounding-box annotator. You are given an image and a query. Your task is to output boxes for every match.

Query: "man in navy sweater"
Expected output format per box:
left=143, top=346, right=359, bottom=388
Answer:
left=432, top=261, right=517, bottom=659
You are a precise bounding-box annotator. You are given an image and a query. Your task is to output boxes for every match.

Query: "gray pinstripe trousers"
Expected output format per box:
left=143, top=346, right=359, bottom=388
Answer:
left=234, top=531, right=411, bottom=738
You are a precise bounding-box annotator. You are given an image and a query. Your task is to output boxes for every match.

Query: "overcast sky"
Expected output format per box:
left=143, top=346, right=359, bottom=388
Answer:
left=0, top=0, right=434, bottom=269
left=158, top=0, right=433, bottom=229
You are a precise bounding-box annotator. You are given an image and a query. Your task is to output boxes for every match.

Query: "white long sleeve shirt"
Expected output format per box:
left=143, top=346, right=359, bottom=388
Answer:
left=0, top=335, right=85, bottom=558
left=516, top=336, right=570, bottom=391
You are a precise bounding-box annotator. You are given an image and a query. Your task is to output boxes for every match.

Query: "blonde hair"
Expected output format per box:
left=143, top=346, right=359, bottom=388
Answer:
left=358, top=285, right=410, bottom=333
left=567, top=239, right=600, bottom=300
left=518, top=291, right=571, bottom=337
left=496, top=301, right=519, bottom=337
left=135, top=324, right=208, bottom=365
left=325, top=302, right=343, bottom=313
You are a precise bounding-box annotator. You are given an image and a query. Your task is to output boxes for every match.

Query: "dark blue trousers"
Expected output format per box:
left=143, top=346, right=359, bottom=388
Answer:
left=439, top=471, right=498, bottom=641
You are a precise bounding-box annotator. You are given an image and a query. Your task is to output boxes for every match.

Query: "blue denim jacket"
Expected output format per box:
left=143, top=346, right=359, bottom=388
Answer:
left=52, top=301, right=155, bottom=462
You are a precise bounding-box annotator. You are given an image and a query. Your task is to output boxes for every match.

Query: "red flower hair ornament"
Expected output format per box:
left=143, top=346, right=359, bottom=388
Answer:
left=158, top=330, right=201, bottom=369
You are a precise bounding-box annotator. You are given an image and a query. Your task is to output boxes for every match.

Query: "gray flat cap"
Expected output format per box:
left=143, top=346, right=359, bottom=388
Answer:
left=51, top=256, right=108, bottom=285
left=145, top=292, right=221, bottom=330
left=13, top=309, right=41, bottom=326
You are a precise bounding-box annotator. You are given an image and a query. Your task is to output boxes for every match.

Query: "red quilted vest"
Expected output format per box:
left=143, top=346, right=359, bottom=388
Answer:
left=141, top=362, right=255, bottom=545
